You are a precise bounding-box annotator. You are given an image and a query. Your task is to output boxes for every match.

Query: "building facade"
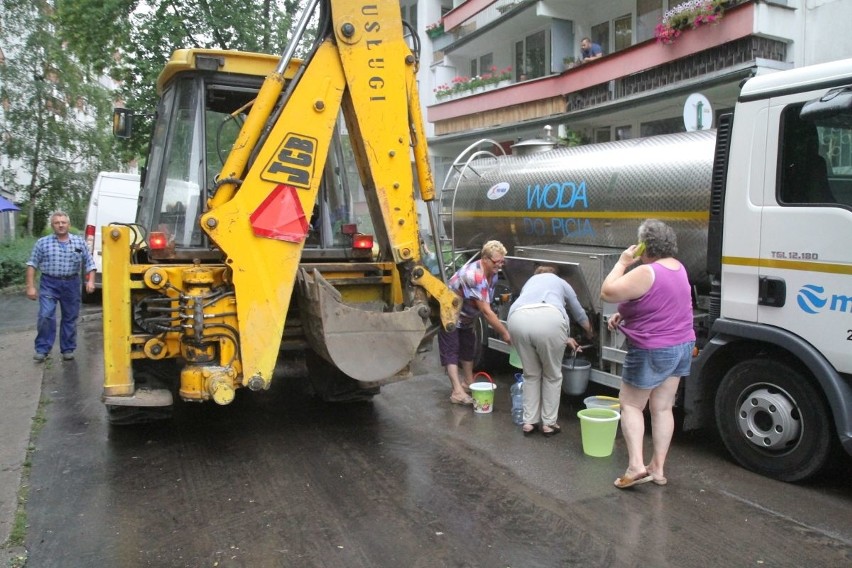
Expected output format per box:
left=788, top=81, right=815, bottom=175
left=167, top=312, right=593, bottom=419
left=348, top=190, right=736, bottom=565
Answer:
left=404, top=0, right=852, bottom=180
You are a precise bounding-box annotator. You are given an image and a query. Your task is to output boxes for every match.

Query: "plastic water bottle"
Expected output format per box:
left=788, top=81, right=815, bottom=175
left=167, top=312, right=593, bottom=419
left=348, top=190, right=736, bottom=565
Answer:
left=510, top=373, right=524, bottom=425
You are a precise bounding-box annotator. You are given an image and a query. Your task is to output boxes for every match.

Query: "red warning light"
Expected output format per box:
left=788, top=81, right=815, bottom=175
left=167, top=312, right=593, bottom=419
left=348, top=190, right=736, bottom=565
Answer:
left=148, top=232, right=168, bottom=250
left=352, top=234, right=373, bottom=250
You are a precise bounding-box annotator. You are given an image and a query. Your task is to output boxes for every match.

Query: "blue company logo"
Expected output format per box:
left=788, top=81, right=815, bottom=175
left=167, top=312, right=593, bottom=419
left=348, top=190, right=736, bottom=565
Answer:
left=486, top=182, right=510, bottom=200
left=797, top=284, right=852, bottom=314
left=526, top=181, right=588, bottom=210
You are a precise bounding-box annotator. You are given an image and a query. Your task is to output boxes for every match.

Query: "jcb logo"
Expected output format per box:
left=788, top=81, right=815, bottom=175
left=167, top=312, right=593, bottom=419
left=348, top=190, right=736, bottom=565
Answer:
left=263, top=134, right=317, bottom=189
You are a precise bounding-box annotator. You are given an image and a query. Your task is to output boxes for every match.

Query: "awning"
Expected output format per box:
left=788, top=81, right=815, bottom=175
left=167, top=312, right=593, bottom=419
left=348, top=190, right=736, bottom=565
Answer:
left=0, top=195, right=20, bottom=212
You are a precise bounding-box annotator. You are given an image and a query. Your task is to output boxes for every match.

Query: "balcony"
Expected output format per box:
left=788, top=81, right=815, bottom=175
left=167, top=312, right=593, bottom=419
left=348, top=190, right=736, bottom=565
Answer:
left=427, top=1, right=788, bottom=140
left=442, top=0, right=536, bottom=38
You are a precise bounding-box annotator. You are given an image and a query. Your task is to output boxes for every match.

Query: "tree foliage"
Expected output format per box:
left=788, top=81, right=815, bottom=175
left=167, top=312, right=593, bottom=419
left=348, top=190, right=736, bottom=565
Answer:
left=1, top=0, right=121, bottom=235
left=57, top=0, right=309, bottom=163
left=1, top=0, right=312, bottom=235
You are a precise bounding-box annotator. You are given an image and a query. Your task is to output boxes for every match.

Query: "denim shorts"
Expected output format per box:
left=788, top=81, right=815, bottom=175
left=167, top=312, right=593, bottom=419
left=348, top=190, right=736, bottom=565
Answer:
left=621, top=340, right=695, bottom=389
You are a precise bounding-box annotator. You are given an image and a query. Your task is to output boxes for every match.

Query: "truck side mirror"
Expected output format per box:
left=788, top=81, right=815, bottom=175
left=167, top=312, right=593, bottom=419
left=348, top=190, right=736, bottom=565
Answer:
left=113, top=108, right=134, bottom=139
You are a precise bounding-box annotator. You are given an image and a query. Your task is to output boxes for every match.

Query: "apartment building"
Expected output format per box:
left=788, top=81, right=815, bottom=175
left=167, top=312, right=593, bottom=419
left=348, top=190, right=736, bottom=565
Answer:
left=404, top=0, right=852, bottom=178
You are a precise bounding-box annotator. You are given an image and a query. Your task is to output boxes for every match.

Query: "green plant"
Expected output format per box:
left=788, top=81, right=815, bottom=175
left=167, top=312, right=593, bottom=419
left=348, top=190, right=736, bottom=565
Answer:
left=425, top=20, right=444, bottom=38
left=435, top=66, right=513, bottom=100
left=468, top=75, right=486, bottom=90
left=434, top=83, right=453, bottom=99
left=478, top=66, right=513, bottom=87
left=559, top=127, right=588, bottom=147
left=655, top=0, right=727, bottom=45
left=0, top=236, right=37, bottom=290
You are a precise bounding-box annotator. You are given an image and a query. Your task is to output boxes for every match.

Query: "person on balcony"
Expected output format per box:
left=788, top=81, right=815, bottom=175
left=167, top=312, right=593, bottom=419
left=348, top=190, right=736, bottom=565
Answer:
left=580, top=37, right=603, bottom=63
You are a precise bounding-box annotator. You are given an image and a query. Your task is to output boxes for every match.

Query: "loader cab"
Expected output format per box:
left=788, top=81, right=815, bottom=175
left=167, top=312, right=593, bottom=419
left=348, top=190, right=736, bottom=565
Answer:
left=130, top=51, right=367, bottom=263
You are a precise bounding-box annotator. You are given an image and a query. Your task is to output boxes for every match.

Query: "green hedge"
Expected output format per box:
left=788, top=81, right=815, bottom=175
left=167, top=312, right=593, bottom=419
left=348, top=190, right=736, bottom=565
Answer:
left=0, top=237, right=37, bottom=290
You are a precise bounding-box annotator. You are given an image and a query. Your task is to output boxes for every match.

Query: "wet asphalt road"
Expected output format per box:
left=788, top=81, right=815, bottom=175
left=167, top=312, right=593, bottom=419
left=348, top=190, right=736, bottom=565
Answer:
left=0, top=289, right=101, bottom=333
left=11, top=298, right=852, bottom=567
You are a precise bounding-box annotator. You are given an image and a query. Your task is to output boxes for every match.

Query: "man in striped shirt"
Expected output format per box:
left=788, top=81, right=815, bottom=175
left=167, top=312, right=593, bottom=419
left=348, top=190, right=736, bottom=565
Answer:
left=26, top=211, right=96, bottom=362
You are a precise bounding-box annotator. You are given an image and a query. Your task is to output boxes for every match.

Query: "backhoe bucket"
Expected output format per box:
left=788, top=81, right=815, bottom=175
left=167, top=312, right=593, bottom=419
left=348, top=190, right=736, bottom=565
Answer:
left=297, top=268, right=427, bottom=382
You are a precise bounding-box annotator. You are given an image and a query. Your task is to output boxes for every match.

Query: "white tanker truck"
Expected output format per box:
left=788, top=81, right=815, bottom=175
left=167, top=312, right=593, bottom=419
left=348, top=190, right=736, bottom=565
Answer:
left=434, top=58, right=852, bottom=482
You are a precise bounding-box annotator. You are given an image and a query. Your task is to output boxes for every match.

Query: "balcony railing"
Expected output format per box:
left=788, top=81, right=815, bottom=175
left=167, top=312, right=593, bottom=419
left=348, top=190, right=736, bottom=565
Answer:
left=428, top=1, right=783, bottom=136
left=443, top=0, right=536, bottom=36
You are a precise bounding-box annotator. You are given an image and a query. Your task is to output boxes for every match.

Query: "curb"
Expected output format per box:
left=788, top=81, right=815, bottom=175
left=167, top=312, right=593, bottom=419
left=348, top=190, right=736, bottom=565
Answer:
left=0, top=330, right=43, bottom=550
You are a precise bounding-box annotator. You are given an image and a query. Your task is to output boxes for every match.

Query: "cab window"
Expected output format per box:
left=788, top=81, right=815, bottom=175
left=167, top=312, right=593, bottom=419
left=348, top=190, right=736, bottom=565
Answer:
left=779, top=103, right=852, bottom=207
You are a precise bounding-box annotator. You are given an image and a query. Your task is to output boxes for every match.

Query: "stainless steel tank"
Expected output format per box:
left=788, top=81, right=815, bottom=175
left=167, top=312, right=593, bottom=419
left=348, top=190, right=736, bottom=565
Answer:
left=442, top=130, right=715, bottom=287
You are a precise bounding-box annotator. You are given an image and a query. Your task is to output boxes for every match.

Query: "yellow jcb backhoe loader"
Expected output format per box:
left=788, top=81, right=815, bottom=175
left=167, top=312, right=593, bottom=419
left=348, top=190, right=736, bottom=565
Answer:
left=101, top=0, right=459, bottom=423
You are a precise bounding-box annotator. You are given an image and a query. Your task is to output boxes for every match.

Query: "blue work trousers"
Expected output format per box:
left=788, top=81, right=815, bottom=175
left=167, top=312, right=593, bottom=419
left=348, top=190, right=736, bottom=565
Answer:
left=35, top=275, right=81, bottom=355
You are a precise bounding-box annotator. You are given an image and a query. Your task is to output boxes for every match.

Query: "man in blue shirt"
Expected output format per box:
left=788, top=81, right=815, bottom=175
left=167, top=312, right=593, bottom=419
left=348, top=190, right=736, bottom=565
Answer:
left=580, top=37, right=603, bottom=63
left=26, top=211, right=96, bottom=362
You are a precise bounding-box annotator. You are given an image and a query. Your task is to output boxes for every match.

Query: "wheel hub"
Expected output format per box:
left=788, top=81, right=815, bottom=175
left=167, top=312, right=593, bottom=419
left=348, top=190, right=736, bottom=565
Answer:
left=735, top=388, right=801, bottom=450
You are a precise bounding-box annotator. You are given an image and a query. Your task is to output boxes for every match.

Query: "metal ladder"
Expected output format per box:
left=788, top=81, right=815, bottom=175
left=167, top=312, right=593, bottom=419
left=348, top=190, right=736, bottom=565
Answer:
left=426, top=138, right=507, bottom=282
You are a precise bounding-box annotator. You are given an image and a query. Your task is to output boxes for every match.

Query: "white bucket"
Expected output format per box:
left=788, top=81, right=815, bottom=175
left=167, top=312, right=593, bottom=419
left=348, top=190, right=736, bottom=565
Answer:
left=470, top=382, right=497, bottom=414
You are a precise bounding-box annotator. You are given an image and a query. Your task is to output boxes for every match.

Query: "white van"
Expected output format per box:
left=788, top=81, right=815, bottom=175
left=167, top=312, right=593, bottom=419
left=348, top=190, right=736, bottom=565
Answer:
left=83, top=172, right=140, bottom=301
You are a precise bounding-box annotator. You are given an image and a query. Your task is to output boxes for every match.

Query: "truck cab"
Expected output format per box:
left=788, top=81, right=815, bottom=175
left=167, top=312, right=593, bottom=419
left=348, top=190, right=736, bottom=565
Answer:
left=694, top=60, right=852, bottom=481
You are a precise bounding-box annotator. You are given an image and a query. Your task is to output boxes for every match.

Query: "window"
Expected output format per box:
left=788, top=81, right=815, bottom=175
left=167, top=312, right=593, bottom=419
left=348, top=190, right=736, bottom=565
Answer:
left=595, top=128, right=612, bottom=143
left=515, top=30, right=548, bottom=81
left=637, top=0, right=662, bottom=43
left=640, top=116, right=683, bottom=137
left=400, top=2, right=418, bottom=30
left=591, top=21, right=609, bottom=55
left=614, top=14, right=632, bottom=52
left=778, top=103, right=852, bottom=207
left=470, top=53, right=493, bottom=78
left=616, top=125, right=633, bottom=141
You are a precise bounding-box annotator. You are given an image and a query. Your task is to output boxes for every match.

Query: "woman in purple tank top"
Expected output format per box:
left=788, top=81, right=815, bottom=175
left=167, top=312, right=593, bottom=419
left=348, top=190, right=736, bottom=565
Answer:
left=600, top=219, right=695, bottom=489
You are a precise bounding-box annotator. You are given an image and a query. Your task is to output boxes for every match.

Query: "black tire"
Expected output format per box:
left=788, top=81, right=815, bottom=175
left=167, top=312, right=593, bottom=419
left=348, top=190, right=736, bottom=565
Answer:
left=471, top=314, right=488, bottom=368
left=305, top=351, right=379, bottom=402
left=714, top=359, right=832, bottom=482
left=107, top=404, right=172, bottom=425
left=471, top=314, right=505, bottom=370
left=471, top=279, right=513, bottom=370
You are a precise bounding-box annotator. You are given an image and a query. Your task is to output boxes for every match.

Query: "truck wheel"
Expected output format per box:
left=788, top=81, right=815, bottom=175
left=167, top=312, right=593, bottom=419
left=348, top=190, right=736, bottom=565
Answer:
left=714, top=359, right=832, bottom=482
left=471, top=314, right=505, bottom=370
left=472, top=315, right=488, bottom=368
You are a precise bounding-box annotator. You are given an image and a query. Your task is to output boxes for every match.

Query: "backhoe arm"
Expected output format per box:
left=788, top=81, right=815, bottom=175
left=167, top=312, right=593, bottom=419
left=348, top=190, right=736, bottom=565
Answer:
left=200, top=0, right=458, bottom=389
